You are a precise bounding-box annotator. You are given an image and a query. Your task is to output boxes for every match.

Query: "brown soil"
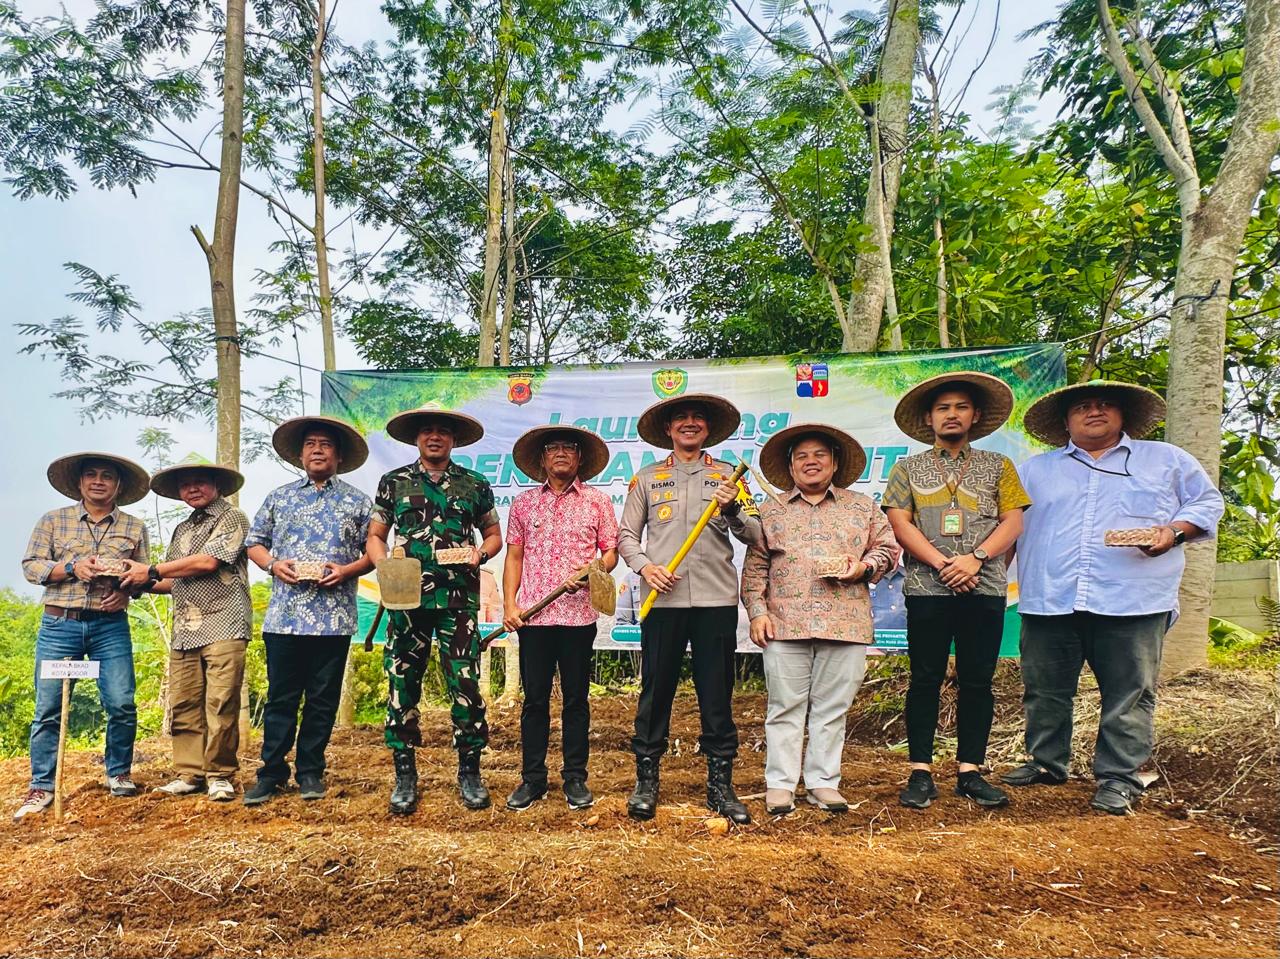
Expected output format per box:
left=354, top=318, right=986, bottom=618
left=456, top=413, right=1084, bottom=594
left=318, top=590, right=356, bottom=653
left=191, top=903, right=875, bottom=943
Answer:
left=1, top=692, right=1277, bottom=958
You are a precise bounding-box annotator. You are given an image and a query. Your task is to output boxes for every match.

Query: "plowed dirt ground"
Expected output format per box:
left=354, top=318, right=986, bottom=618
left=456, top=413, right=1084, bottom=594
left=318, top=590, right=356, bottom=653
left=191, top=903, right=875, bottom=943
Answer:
left=1, top=692, right=1276, bottom=958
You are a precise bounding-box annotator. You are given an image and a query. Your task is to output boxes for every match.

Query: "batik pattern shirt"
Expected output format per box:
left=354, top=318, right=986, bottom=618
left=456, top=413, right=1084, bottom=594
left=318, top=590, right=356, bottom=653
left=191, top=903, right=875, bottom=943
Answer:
left=882, top=445, right=1030, bottom=597
left=23, top=504, right=150, bottom=610
left=247, top=476, right=373, bottom=636
left=742, top=486, right=902, bottom=643
left=506, top=479, right=619, bottom=626
left=167, top=497, right=251, bottom=649
left=372, top=460, right=500, bottom=612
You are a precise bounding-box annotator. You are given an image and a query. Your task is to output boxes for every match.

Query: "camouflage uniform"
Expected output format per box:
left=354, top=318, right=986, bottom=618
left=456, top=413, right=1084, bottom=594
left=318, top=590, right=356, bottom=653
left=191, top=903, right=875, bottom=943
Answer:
left=372, top=460, right=500, bottom=753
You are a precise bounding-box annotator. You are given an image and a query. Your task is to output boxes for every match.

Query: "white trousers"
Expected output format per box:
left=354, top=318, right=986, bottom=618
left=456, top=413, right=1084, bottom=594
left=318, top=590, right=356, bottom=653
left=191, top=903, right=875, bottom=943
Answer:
left=762, top=639, right=868, bottom=791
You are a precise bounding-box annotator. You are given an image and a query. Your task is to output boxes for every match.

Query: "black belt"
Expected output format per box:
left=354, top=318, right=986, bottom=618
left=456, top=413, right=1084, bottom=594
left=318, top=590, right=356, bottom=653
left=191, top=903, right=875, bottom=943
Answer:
left=44, top=605, right=124, bottom=622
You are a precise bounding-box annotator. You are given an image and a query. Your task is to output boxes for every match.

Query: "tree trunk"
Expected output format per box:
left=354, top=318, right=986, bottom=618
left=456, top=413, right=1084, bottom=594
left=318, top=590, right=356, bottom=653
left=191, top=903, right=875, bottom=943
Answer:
left=499, top=139, right=516, bottom=367
left=844, top=0, right=920, bottom=352
left=311, top=0, right=336, bottom=373
left=478, top=95, right=505, bottom=366
left=191, top=0, right=248, bottom=747
left=1097, top=0, right=1280, bottom=675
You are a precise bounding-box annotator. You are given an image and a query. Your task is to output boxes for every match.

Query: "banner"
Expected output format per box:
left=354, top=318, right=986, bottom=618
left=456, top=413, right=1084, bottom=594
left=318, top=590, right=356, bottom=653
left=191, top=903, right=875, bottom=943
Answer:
left=323, top=345, right=1066, bottom=654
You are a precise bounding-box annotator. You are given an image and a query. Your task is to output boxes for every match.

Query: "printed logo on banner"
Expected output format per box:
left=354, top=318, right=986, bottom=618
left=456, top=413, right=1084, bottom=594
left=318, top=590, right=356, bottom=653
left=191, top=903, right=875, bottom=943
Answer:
left=796, top=362, right=829, bottom=397
left=507, top=372, right=535, bottom=405
left=651, top=368, right=687, bottom=398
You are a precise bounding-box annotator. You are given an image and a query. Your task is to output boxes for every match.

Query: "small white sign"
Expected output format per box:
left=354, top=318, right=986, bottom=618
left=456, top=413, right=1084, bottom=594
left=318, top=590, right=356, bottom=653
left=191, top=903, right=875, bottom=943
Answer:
left=40, top=660, right=101, bottom=680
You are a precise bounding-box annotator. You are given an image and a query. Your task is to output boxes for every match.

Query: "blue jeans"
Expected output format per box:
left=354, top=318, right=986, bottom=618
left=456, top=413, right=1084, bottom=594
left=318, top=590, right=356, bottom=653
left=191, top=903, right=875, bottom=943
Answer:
left=30, top=612, right=137, bottom=790
left=1019, top=611, right=1167, bottom=794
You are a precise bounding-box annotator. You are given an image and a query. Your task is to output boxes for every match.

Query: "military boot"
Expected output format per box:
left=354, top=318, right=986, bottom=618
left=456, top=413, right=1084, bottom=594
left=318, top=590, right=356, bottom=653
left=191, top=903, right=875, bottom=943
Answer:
left=389, top=748, right=418, bottom=816
left=457, top=751, right=491, bottom=810
left=627, top=756, right=660, bottom=821
left=706, top=756, right=751, bottom=825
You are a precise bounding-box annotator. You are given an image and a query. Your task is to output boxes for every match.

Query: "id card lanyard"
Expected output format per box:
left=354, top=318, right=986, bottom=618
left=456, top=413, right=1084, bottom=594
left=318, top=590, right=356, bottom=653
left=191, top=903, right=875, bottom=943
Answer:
left=933, top=447, right=972, bottom=536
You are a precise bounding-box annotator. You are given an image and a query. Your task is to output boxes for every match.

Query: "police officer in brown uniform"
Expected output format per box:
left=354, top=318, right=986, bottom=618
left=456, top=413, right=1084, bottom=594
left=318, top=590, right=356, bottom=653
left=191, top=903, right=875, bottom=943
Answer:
left=618, top=393, right=761, bottom=823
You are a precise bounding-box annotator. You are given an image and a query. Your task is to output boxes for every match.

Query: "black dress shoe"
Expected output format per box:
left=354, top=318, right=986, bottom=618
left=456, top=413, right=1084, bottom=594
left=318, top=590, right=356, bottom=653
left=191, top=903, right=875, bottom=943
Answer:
left=1001, top=762, right=1067, bottom=787
left=956, top=771, right=1010, bottom=808
left=563, top=779, right=594, bottom=810
left=1089, top=781, right=1135, bottom=815
left=505, top=781, right=547, bottom=811
left=898, top=770, right=939, bottom=809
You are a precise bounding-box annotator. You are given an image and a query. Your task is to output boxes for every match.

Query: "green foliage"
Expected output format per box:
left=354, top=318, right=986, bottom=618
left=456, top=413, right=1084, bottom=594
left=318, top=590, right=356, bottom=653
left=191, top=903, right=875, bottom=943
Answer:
left=1207, top=616, right=1280, bottom=670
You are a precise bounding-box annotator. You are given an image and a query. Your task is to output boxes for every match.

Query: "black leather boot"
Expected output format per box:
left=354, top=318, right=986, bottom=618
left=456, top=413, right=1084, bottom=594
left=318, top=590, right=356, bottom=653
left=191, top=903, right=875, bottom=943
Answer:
left=389, top=748, right=418, bottom=815
left=706, top=756, right=751, bottom=824
left=457, top=751, right=491, bottom=810
left=627, top=756, right=660, bottom=821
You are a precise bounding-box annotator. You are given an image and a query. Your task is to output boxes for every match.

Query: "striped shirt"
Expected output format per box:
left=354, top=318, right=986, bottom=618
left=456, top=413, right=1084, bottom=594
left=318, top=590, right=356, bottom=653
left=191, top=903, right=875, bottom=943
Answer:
left=22, top=504, right=150, bottom=610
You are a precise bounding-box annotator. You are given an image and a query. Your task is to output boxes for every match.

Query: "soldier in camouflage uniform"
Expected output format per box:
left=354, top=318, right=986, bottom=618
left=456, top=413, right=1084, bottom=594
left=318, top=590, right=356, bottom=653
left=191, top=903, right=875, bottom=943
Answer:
left=367, top=403, right=503, bottom=814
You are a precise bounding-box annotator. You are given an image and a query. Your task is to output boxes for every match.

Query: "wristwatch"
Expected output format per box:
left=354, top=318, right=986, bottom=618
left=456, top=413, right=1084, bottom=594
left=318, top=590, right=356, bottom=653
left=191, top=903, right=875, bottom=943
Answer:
left=1169, top=527, right=1186, bottom=546
left=63, top=559, right=76, bottom=578
left=148, top=564, right=161, bottom=582
left=973, top=548, right=990, bottom=562
left=478, top=549, right=490, bottom=565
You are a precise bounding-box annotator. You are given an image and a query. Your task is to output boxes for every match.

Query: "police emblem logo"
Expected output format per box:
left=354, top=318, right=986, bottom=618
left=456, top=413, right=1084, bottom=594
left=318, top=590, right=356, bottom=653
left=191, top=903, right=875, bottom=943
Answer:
left=656, top=503, right=674, bottom=521
left=507, top=372, right=535, bottom=405
left=651, top=368, right=688, bottom=398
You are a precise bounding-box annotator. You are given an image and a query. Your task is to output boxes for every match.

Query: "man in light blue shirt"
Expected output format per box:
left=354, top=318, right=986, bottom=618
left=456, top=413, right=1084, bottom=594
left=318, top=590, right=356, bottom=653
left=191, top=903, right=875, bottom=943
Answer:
left=243, top=416, right=373, bottom=806
left=1006, top=381, right=1223, bottom=814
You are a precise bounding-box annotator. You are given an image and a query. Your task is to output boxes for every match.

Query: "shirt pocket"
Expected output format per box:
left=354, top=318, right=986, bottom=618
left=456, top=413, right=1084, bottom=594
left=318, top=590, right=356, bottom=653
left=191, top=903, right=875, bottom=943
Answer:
left=976, top=491, right=1000, bottom=519
left=1118, top=483, right=1175, bottom=524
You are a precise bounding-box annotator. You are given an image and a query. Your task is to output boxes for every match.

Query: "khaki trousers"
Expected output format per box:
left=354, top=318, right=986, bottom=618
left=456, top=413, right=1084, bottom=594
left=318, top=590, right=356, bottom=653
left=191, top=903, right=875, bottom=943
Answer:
left=169, top=639, right=246, bottom=782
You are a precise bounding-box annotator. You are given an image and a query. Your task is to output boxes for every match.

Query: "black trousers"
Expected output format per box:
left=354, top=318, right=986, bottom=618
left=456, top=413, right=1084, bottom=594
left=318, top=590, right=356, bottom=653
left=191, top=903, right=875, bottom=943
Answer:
left=632, top=606, right=739, bottom=761
left=516, top=623, right=596, bottom=787
left=904, top=594, right=1006, bottom=766
left=258, top=633, right=350, bottom=783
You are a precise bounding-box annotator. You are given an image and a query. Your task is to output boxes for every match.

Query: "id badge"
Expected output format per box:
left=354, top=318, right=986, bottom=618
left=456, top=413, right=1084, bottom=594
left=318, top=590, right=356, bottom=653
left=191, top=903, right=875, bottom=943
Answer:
left=941, top=508, right=964, bottom=536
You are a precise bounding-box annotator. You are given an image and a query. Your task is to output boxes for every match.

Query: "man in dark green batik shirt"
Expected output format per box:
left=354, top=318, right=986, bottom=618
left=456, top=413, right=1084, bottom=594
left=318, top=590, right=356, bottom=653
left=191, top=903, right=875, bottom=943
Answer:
left=368, top=403, right=503, bottom=815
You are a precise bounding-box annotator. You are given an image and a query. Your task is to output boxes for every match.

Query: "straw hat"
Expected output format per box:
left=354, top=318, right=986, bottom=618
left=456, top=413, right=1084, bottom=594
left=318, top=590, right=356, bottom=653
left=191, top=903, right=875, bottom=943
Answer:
left=150, top=462, right=245, bottom=500
left=636, top=393, right=741, bottom=449
left=760, top=424, right=867, bottom=491
left=1023, top=380, right=1166, bottom=447
left=272, top=415, right=369, bottom=473
left=893, top=371, right=1014, bottom=444
left=46, top=452, right=150, bottom=506
left=385, top=402, right=485, bottom=447
left=512, top=425, right=610, bottom=482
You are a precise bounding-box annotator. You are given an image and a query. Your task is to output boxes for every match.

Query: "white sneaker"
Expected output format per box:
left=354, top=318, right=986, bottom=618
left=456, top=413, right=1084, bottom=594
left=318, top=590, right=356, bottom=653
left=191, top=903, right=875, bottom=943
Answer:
left=13, top=789, right=52, bottom=821
left=106, top=775, right=138, bottom=797
left=154, top=778, right=204, bottom=796
left=207, top=779, right=235, bottom=802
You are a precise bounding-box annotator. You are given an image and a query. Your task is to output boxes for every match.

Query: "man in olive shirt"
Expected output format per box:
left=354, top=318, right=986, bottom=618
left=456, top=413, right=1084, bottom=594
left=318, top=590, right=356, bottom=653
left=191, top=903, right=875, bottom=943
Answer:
left=618, top=393, right=761, bottom=824
left=883, top=372, right=1029, bottom=811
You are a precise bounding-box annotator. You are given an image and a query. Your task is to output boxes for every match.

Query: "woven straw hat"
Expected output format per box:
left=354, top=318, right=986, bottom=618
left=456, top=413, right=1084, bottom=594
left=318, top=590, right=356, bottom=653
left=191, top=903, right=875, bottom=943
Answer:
left=47, top=452, right=150, bottom=506
left=893, top=371, right=1014, bottom=444
left=385, top=402, right=485, bottom=448
left=272, top=415, right=369, bottom=473
left=1023, top=380, right=1166, bottom=447
left=636, top=393, right=741, bottom=449
left=150, top=462, right=245, bottom=500
left=760, top=423, right=867, bottom=491
left=512, top=425, right=610, bottom=482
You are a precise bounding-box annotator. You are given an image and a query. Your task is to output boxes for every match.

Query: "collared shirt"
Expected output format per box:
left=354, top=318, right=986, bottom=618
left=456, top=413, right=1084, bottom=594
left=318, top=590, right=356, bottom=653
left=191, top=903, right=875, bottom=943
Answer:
left=742, top=485, right=902, bottom=643
left=882, top=444, right=1031, bottom=597
left=167, top=497, right=252, bottom=649
left=506, top=478, right=620, bottom=626
left=22, top=503, right=150, bottom=610
left=247, top=476, right=373, bottom=636
left=1015, top=435, right=1224, bottom=618
left=618, top=452, right=762, bottom=609
left=372, top=460, right=500, bottom=612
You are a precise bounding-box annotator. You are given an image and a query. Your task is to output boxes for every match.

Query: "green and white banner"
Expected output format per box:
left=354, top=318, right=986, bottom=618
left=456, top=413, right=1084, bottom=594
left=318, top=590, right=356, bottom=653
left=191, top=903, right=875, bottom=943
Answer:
left=322, top=345, right=1065, bottom=654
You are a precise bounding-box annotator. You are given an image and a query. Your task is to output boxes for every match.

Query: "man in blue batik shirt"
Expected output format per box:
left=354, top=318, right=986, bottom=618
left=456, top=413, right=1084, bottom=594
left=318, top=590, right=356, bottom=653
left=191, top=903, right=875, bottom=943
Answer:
left=243, top=416, right=374, bottom=805
left=1006, top=381, right=1223, bottom=816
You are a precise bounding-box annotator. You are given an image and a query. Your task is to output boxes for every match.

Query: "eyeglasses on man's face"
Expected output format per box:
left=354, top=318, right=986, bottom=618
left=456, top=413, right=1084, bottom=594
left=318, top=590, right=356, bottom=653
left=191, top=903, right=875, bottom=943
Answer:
left=544, top=441, right=579, bottom=454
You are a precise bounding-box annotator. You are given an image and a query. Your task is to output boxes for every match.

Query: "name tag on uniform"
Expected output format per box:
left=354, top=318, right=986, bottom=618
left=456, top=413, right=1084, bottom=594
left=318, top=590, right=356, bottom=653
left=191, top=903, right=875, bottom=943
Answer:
left=941, top=508, right=964, bottom=536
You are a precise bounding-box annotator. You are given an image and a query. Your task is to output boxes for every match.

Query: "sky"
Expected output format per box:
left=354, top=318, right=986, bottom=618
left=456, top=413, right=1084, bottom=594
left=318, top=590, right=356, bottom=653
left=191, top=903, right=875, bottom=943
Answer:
left=0, top=0, right=1066, bottom=594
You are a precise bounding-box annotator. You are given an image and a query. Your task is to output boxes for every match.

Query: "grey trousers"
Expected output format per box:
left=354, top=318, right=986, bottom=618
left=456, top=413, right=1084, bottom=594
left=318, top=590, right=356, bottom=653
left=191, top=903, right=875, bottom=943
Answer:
left=1019, top=611, right=1168, bottom=794
left=762, top=640, right=868, bottom=792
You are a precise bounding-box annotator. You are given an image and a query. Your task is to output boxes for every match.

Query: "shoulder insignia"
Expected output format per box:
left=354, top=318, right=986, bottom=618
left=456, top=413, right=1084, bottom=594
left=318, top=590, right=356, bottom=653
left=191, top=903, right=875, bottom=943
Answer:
left=703, top=453, right=714, bottom=466
left=628, top=476, right=639, bottom=492
left=663, top=454, right=674, bottom=467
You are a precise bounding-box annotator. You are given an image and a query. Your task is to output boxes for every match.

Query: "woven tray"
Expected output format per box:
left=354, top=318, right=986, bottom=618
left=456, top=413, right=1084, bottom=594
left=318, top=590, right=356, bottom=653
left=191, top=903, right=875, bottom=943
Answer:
left=814, top=556, right=847, bottom=578
left=1104, top=527, right=1161, bottom=547
left=294, top=560, right=326, bottom=581
left=435, top=546, right=474, bottom=566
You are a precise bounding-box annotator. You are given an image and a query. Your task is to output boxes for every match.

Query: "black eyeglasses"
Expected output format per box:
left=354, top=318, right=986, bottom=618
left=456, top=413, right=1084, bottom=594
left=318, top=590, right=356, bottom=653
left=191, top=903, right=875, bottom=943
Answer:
left=544, top=441, right=579, bottom=454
